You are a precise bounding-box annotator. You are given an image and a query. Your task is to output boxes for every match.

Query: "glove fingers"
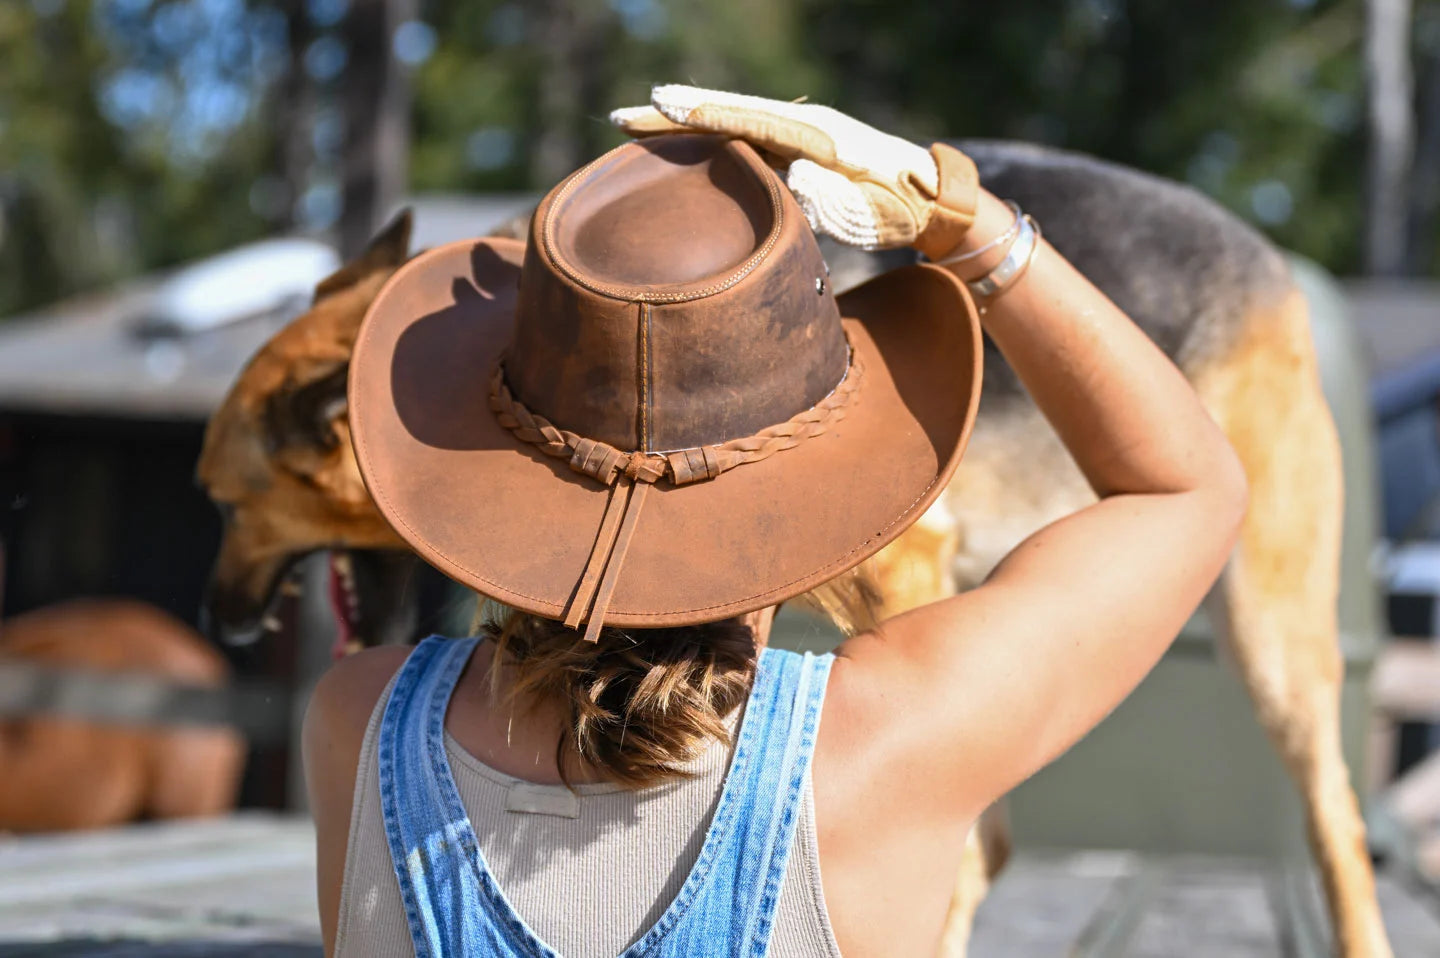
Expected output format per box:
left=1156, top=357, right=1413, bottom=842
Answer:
left=609, top=105, right=690, bottom=138
left=649, top=85, right=935, bottom=192
left=611, top=103, right=810, bottom=170
left=854, top=182, right=924, bottom=249
left=651, top=85, right=837, bottom=165
left=615, top=86, right=940, bottom=251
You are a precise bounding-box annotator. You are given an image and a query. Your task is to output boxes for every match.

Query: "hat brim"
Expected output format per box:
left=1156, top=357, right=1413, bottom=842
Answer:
left=349, top=237, right=982, bottom=627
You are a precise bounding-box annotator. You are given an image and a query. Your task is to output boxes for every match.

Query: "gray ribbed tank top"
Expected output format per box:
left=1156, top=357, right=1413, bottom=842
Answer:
left=334, top=674, right=841, bottom=957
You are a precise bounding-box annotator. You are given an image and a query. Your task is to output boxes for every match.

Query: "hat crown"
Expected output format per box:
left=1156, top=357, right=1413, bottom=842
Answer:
left=504, top=134, right=849, bottom=453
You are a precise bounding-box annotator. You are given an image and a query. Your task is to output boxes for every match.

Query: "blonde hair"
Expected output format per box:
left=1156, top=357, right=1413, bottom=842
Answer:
left=476, top=566, right=882, bottom=790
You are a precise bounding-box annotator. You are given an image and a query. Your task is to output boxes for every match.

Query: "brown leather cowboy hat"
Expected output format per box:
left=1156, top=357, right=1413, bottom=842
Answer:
left=349, top=134, right=982, bottom=641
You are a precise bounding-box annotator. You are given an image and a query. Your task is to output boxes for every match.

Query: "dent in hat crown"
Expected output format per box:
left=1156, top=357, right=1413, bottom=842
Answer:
left=502, top=134, right=850, bottom=456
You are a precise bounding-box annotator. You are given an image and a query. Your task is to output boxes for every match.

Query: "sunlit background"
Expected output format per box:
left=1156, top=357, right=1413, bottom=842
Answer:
left=3, top=0, right=1438, bottom=322
left=4, top=0, right=1440, bottom=953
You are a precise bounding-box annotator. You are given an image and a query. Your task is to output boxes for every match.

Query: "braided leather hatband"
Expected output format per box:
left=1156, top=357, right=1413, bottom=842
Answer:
left=486, top=350, right=863, bottom=641
left=487, top=351, right=862, bottom=490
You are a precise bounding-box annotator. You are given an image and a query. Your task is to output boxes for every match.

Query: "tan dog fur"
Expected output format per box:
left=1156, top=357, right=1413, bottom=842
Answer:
left=197, top=224, right=414, bottom=633
left=0, top=596, right=244, bottom=831
left=1197, top=290, right=1388, bottom=956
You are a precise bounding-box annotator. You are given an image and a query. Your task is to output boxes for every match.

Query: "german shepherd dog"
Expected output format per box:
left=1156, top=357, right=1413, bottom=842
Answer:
left=198, top=141, right=1391, bottom=956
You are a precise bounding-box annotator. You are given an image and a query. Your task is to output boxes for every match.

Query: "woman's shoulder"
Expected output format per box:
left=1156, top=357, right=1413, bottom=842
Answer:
left=305, top=644, right=414, bottom=758
left=303, top=644, right=414, bottom=813
left=304, top=644, right=415, bottom=954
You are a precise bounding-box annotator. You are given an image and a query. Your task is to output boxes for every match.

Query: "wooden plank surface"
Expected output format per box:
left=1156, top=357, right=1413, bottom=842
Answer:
left=0, top=815, right=318, bottom=948
left=3, top=816, right=1440, bottom=955
left=970, top=852, right=1440, bottom=957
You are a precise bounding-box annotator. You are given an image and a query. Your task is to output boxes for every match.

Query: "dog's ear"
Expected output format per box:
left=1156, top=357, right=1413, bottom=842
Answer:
left=313, top=209, right=413, bottom=304
left=263, top=363, right=350, bottom=453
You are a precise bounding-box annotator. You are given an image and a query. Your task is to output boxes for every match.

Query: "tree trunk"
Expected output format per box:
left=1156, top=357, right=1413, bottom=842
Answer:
left=1364, top=0, right=1416, bottom=276
left=275, top=0, right=313, bottom=232
left=530, top=0, right=613, bottom=187
left=338, top=0, right=416, bottom=258
left=532, top=0, right=586, bottom=186
left=1407, top=40, right=1440, bottom=274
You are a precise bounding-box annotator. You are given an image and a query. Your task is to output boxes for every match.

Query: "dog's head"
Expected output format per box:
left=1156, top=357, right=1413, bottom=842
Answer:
left=198, top=212, right=421, bottom=649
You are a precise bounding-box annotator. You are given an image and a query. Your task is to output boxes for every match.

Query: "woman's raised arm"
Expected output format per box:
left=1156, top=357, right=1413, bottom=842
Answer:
left=830, top=186, right=1248, bottom=820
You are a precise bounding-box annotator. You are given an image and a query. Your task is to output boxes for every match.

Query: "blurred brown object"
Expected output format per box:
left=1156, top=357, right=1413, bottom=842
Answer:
left=0, top=546, right=244, bottom=832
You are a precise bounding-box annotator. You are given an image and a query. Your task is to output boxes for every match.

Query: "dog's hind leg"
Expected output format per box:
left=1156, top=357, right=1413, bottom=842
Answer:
left=1195, top=287, right=1392, bottom=957
left=937, top=806, right=1011, bottom=958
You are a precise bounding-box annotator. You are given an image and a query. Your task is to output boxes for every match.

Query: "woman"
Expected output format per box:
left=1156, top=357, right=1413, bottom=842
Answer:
left=304, top=86, right=1247, bottom=957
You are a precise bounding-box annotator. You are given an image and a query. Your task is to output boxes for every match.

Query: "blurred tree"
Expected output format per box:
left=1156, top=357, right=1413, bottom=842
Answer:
left=0, top=0, right=130, bottom=313
left=269, top=0, right=315, bottom=235
left=1366, top=0, right=1415, bottom=275
left=0, top=0, right=289, bottom=317
left=1410, top=0, right=1440, bottom=273
left=798, top=0, right=1372, bottom=271
left=338, top=0, right=417, bottom=256
left=0, top=0, right=1435, bottom=322
left=407, top=0, right=828, bottom=194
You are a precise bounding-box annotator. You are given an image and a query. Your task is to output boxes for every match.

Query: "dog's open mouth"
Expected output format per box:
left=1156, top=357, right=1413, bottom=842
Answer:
left=328, top=552, right=364, bottom=660
left=206, top=554, right=303, bottom=647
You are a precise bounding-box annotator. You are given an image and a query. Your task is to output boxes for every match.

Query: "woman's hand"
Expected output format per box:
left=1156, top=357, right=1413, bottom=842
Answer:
left=611, top=85, right=978, bottom=258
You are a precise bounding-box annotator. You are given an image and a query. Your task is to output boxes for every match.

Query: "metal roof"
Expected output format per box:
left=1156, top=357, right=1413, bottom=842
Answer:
left=0, top=194, right=536, bottom=421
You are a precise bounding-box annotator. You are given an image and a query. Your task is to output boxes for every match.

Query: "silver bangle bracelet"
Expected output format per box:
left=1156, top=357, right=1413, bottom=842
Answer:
left=933, top=200, right=1023, bottom=267
left=966, top=214, right=1041, bottom=302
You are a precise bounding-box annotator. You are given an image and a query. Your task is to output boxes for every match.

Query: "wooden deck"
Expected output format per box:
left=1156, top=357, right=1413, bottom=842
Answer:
left=0, top=816, right=317, bottom=955
left=2, top=815, right=1440, bottom=956
left=969, top=851, right=1440, bottom=957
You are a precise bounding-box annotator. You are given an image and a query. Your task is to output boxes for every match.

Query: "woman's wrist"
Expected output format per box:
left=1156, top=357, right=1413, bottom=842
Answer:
left=932, top=189, right=1018, bottom=282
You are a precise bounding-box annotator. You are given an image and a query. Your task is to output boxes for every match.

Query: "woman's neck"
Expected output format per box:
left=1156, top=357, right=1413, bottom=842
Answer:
left=742, top=605, right=776, bottom=651
left=447, top=640, right=596, bottom=785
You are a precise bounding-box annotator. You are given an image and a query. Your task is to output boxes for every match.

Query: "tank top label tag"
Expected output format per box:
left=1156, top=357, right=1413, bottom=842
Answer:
left=505, top=782, right=581, bottom=818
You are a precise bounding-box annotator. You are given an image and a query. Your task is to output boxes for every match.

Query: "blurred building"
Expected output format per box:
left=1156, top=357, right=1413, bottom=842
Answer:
left=0, top=196, right=532, bottom=622
left=0, top=195, right=531, bottom=809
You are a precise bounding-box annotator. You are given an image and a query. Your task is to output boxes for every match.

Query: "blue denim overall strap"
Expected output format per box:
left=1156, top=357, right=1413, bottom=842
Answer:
left=376, top=635, right=833, bottom=958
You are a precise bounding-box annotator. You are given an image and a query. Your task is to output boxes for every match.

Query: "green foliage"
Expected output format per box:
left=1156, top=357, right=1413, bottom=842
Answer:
left=0, top=0, right=278, bottom=317
left=0, top=0, right=126, bottom=314
left=409, top=0, right=832, bottom=192
left=0, top=0, right=1419, bottom=321
left=795, top=0, right=1368, bottom=268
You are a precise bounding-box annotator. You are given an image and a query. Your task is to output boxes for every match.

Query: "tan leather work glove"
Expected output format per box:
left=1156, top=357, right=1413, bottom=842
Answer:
left=611, top=85, right=978, bottom=258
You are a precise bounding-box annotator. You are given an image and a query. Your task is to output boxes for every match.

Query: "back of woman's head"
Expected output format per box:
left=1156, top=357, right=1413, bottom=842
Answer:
left=479, top=569, right=880, bottom=790
left=481, top=606, right=758, bottom=789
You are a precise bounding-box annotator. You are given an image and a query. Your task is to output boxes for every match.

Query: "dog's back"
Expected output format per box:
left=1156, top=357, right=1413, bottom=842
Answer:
left=0, top=599, right=245, bottom=831
left=962, top=139, right=1295, bottom=399
left=830, top=141, right=1316, bottom=592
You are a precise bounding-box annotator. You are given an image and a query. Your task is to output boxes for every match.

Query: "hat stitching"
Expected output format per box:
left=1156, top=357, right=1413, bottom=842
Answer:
left=638, top=303, right=652, bottom=451
left=541, top=140, right=786, bottom=305
left=361, top=447, right=941, bottom=619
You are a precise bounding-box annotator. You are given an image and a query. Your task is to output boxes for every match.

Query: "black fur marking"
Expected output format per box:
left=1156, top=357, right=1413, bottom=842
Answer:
left=959, top=140, right=1292, bottom=401
left=263, top=363, right=349, bottom=454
